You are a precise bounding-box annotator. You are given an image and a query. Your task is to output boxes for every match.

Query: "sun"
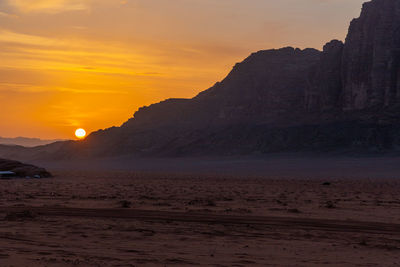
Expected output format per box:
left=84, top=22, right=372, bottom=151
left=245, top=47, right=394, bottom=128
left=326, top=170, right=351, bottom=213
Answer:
left=75, top=128, right=87, bottom=139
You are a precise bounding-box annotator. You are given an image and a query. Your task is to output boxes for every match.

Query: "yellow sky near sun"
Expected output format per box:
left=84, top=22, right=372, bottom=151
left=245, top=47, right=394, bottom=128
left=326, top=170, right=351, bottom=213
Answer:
left=0, top=0, right=366, bottom=139
left=10, top=0, right=91, bottom=13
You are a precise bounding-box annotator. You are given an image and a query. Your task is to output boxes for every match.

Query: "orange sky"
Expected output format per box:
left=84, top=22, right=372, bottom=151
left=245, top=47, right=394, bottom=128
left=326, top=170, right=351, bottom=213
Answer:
left=0, top=0, right=366, bottom=139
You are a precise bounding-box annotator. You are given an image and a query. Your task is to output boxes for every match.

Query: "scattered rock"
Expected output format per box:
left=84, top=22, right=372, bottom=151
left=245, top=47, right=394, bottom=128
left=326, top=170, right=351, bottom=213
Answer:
left=206, top=200, right=216, bottom=207
left=325, top=201, right=336, bottom=209
left=4, top=210, right=37, bottom=221
left=287, top=208, right=301, bottom=213
left=188, top=199, right=216, bottom=207
left=119, top=200, right=132, bottom=208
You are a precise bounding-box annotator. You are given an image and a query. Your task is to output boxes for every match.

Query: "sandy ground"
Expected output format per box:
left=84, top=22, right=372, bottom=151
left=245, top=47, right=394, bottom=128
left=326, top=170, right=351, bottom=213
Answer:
left=0, top=165, right=400, bottom=266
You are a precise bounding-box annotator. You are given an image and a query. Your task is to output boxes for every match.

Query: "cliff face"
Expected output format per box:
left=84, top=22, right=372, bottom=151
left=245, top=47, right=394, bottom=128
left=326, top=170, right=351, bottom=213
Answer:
left=307, top=0, right=400, bottom=112
left=306, top=40, right=344, bottom=111
left=194, top=47, right=320, bottom=123
left=342, top=0, right=400, bottom=110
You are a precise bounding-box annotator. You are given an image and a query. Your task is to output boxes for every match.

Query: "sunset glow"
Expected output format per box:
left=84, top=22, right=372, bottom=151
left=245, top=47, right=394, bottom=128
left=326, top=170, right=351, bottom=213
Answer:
left=0, top=0, right=366, bottom=139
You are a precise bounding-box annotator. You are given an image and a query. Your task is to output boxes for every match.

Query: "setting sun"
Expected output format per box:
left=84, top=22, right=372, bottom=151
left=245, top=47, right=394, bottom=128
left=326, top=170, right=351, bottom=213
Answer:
left=75, top=128, right=86, bottom=139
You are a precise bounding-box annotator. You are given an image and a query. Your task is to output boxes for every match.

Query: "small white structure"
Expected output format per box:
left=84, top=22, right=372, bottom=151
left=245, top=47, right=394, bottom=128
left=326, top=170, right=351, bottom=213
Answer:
left=0, top=171, right=16, bottom=178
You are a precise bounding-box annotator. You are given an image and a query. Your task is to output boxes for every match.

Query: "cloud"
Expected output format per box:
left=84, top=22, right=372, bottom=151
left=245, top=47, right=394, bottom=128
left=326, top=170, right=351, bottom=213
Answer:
left=0, top=29, right=152, bottom=76
left=0, top=82, right=125, bottom=94
left=0, top=30, right=58, bottom=46
left=0, top=29, right=222, bottom=80
left=7, top=0, right=91, bottom=13
left=0, top=11, right=16, bottom=17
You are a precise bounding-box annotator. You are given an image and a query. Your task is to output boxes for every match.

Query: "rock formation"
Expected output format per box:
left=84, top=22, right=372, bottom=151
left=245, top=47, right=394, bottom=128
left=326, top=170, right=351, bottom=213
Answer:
left=342, top=0, right=400, bottom=110
left=0, top=158, right=52, bottom=178
left=306, top=40, right=344, bottom=111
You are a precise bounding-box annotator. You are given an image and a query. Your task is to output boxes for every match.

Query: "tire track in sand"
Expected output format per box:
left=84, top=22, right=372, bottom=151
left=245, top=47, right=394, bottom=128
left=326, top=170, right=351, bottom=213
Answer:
left=1, top=206, right=400, bottom=235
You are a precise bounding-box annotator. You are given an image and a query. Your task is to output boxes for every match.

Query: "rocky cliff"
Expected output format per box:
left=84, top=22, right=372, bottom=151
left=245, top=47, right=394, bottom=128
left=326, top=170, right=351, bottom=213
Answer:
left=1, top=0, right=400, bottom=160
left=306, top=40, right=344, bottom=111
left=342, top=0, right=400, bottom=110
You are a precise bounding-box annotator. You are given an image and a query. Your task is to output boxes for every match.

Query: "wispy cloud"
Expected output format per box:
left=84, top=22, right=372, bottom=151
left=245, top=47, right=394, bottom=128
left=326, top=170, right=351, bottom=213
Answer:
left=0, top=29, right=225, bottom=80
left=0, top=82, right=126, bottom=94
left=0, top=30, right=58, bottom=46
left=0, top=11, right=17, bottom=17
left=0, top=29, right=162, bottom=76
left=7, top=0, right=91, bottom=13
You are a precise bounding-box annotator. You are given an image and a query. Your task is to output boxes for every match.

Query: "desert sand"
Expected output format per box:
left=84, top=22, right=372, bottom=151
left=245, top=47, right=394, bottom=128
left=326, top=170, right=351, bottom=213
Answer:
left=1, top=157, right=400, bottom=266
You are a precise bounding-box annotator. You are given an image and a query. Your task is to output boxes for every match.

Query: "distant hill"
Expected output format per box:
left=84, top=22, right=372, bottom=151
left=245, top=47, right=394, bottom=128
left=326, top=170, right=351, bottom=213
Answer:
left=0, top=158, right=51, bottom=177
left=0, top=137, right=65, bottom=147
left=1, top=0, right=400, bottom=160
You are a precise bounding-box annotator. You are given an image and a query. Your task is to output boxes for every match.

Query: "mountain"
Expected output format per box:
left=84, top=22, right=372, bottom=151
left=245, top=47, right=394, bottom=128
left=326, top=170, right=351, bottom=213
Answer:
left=1, top=0, right=400, bottom=160
left=0, top=137, right=65, bottom=147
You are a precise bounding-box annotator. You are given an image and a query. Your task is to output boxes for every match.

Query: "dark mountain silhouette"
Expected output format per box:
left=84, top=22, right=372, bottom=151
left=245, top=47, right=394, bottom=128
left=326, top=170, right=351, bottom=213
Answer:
left=1, top=0, right=400, bottom=160
left=0, top=137, right=65, bottom=147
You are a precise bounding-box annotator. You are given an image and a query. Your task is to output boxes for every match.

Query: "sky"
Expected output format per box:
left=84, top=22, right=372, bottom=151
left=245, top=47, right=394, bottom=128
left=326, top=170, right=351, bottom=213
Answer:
left=0, top=0, right=366, bottom=139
